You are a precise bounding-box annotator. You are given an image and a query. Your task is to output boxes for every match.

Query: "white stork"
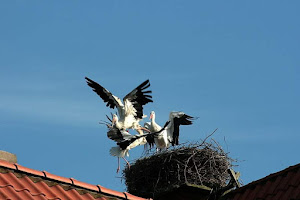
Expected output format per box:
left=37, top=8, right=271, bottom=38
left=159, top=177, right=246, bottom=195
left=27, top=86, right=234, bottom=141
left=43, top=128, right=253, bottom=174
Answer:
left=85, top=77, right=152, bottom=134
left=108, top=121, right=169, bottom=172
left=144, top=111, right=195, bottom=150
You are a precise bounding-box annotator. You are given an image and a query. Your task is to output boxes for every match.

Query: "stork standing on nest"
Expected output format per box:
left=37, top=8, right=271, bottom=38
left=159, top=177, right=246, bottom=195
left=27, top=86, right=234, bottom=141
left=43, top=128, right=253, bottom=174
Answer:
left=108, top=121, right=170, bottom=173
left=85, top=77, right=153, bottom=134
left=144, top=111, right=196, bottom=150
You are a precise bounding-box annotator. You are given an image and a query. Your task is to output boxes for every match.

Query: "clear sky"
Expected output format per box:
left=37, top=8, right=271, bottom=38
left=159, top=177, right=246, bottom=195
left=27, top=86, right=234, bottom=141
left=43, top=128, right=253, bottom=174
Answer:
left=1, top=1, right=299, bottom=192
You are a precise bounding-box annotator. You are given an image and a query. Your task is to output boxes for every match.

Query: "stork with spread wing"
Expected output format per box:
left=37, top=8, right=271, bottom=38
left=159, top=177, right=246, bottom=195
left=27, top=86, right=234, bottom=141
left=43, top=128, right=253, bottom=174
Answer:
left=145, top=111, right=196, bottom=150
left=108, top=121, right=170, bottom=173
left=85, top=77, right=152, bottom=134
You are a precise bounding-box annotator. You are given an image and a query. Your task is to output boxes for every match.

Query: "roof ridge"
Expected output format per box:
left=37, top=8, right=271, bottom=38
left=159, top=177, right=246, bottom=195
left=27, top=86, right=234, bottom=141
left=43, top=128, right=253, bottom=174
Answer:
left=0, top=159, right=150, bottom=200
left=232, top=162, right=300, bottom=193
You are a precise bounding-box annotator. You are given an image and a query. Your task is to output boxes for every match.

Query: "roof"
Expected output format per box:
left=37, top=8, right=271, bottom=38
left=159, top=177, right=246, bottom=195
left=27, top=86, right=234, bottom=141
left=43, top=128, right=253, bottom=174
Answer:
left=154, top=184, right=212, bottom=200
left=0, top=159, right=149, bottom=200
left=226, top=163, right=300, bottom=200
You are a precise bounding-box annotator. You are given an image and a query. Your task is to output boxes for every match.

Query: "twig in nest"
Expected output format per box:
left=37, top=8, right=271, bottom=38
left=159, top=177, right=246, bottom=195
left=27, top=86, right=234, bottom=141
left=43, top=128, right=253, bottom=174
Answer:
left=123, top=137, right=235, bottom=199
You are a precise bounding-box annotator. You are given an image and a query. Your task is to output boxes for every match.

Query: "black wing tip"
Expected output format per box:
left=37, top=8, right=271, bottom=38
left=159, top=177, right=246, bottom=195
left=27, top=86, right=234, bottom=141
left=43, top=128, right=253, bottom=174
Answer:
left=85, top=76, right=92, bottom=82
left=174, top=113, right=198, bottom=126
left=85, top=77, right=96, bottom=86
left=183, top=114, right=199, bottom=120
left=139, top=79, right=151, bottom=90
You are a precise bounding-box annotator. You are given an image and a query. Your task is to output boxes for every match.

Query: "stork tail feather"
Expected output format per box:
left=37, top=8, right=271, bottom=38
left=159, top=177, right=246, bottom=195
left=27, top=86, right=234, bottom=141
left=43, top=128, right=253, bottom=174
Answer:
left=110, top=146, right=128, bottom=157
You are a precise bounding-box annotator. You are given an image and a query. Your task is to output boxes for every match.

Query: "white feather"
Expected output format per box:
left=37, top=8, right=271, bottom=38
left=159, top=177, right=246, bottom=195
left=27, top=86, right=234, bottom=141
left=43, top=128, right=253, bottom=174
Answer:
left=110, top=146, right=129, bottom=158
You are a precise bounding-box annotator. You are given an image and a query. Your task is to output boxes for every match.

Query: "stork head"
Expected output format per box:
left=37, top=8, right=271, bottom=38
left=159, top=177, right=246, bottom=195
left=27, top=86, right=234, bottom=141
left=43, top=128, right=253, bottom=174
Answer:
left=112, top=114, right=118, bottom=125
left=150, top=111, right=155, bottom=120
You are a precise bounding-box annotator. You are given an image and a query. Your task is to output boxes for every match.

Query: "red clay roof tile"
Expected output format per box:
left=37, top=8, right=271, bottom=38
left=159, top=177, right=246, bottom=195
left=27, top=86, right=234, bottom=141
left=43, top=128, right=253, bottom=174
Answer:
left=97, top=184, right=127, bottom=198
left=285, top=185, right=297, bottom=198
left=290, top=168, right=300, bottom=185
left=14, top=163, right=45, bottom=177
left=0, top=160, right=16, bottom=170
left=226, top=163, right=300, bottom=200
left=0, top=186, right=48, bottom=200
left=0, top=189, right=9, bottom=199
left=42, top=171, right=73, bottom=184
left=296, top=185, right=300, bottom=199
left=265, top=179, right=276, bottom=194
left=265, top=194, right=274, bottom=200
left=71, top=178, right=99, bottom=192
left=124, top=192, right=150, bottom=200
left=0, top=159, right=149, bottom=200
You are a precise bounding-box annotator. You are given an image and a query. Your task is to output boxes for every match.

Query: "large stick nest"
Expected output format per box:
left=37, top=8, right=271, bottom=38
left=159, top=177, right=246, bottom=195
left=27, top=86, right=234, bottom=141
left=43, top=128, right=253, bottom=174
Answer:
left=123, top=140, right=234, bottom=199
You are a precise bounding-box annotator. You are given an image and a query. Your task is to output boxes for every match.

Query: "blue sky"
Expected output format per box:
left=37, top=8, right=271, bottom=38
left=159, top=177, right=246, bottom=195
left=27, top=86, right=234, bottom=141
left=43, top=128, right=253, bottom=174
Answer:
left=1, top=1, right=299, bottom=192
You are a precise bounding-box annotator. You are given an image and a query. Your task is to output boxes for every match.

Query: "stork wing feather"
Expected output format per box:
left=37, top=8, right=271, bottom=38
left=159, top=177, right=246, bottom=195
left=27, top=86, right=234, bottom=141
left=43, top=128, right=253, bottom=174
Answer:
left=117, top=121, right=170, bottom=150
left=123, top=80, right=153, bottom=119
left=170, top=112, right=195, bottom=146
left=85, top=77, right=123, bottom=109
left=143, top=122, right=154, bottom=147
left=107, top=126, right=132, bottom=142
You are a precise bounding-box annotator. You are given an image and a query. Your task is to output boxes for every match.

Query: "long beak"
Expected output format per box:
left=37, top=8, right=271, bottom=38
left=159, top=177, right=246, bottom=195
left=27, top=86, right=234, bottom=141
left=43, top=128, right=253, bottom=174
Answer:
left=140, top=127, right=151, bottom=133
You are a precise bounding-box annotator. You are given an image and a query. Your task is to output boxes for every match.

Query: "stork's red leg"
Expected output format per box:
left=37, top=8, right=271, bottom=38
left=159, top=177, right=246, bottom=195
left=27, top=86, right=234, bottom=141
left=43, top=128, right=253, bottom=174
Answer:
left=116, top=157, right=120, bottom=173
left=123, top=157, right=131, bottom=169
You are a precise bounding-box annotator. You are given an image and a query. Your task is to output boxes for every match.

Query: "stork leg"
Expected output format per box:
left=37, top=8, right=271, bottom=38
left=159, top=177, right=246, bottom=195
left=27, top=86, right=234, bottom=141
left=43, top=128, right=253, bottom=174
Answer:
left=116, top=157, right=121, bottom=173
left=123, top=157, right=131, bottom=169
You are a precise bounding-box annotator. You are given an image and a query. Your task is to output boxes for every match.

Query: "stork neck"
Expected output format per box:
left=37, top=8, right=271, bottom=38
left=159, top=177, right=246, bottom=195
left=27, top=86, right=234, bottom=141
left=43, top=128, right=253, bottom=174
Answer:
left=114, top=119, right=122, bottom=129
left=151, top=114, right=156, bottom=122
left=152, top=116, right=160, bottom=127
left=151, top=119, right=156, bottom=126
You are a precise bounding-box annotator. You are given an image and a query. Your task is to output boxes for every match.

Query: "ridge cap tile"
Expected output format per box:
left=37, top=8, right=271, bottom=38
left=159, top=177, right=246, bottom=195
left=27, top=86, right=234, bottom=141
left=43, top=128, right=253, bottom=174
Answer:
left=42, top=171, right=73, bottom=185
left=0, top=160, right=17, bottom=170
left=97, top=185, right=126, bottom=199
left=124, top=192, right=151, bottom=200
left=70, top=178, right=99, bottom=192
left=14, top=163, right=44, bottom=177
left=96, top=184, right=102, bottom=192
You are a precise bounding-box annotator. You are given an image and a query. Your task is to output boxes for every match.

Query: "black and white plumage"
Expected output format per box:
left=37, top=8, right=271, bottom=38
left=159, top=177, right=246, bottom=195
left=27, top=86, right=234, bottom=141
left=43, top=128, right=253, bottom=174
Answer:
left=85, top=77, right=153, bottom=133
left=108, top=127, right=143, bottom=172
left=108, top=121, right=169, bottom=172
left=145, top=111, right=195, bottom=150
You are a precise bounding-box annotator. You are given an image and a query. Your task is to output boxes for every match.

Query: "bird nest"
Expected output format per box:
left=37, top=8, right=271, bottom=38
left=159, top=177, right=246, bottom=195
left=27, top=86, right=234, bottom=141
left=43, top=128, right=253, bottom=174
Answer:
left=123, top=140, right=234, bottom=199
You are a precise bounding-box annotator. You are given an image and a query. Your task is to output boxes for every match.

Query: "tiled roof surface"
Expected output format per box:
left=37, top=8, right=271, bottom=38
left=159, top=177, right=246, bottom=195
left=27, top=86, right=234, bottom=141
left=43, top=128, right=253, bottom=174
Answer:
left=226, top=163, right=300, bottom=200
left=0, top=159, right=149, bottom=200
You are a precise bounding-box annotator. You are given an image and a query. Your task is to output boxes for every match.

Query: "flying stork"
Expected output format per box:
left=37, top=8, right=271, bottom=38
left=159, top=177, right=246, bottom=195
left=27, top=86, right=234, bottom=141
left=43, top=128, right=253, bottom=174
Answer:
left=85, top=77, right=153, bottom=134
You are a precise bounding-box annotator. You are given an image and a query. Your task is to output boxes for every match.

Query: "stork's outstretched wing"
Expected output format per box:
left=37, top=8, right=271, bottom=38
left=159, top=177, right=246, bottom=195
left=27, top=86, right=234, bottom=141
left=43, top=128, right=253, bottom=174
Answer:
left=117, top=121, right=170, bottom=150
left=123, top=79, right=153, bottom=119
left=143, top=122, right=155, bottom=147
left=85, top=77, right=123, bottom=111
left=170, top=112, right=195, bottom=146
left=107, top=126, right=132, bottom=142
